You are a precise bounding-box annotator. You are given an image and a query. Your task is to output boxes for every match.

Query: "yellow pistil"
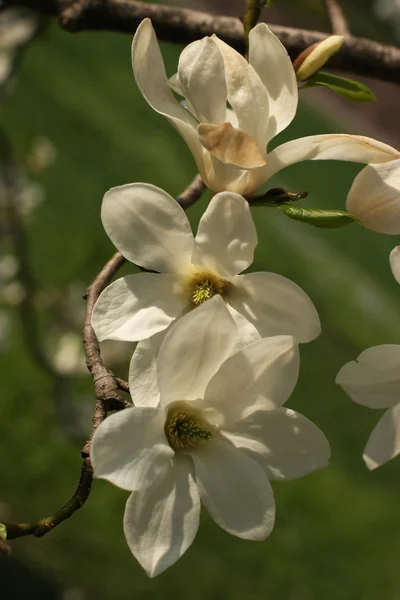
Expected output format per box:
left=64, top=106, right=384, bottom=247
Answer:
left=186, top=270, right=225, bottom=306
left=165, top=403, right=214, bottom=452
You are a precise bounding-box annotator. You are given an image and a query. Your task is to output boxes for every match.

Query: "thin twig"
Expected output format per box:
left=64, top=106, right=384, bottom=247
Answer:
left=3, top=173, right=206, bottom=547
left=3, top=0, right=400, bottom=83
left=323, top=0, right=349, bottom=36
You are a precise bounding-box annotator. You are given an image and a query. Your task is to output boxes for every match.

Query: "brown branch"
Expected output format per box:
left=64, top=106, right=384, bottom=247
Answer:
left=176, top=173, right=206, bottom=210
left=3, top=174, right=206, bottom=548
left=3, top=0, right=400, bottom=84
left=323, top=0, right=349, bottom=36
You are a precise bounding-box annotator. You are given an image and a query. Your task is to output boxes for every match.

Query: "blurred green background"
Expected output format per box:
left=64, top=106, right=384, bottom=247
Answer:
left=1, top=1, right=400, bottom=598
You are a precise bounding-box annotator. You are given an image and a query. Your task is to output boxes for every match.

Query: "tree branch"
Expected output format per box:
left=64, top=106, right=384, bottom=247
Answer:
left=323, top=0, right=349, bottom=36
left=3, top=0, right=400, bottom=84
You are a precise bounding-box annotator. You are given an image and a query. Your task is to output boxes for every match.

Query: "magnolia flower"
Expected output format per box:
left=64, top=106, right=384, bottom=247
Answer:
left=336, top=246, right=400, bottom=469
left=346, top=158, right=400, bottom=234
left=131, top=19, right=400, bottom=195
left=91, top=297, right=330, bottom=577
left=92, top=184, right=320, bottom=344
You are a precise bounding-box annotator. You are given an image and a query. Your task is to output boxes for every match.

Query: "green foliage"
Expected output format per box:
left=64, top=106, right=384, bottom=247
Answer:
left=304, top=71, right=377, bottom=103
left=0, top=524, right=7, bottom=541
left=278, top=205, right=362, bottom=228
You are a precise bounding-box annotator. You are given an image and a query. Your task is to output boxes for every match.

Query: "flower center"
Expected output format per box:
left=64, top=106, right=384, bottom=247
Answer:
left=186, top=270, right=225, bottom=306
left=165, top=403, right=214, bottom=452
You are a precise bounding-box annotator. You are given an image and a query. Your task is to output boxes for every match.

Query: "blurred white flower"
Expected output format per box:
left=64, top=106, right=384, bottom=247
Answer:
left=132, top=19, right=399, bottom=194
left=0, top=8, right=39, bottom=91
left=54, top=332, right=87, bottom=376
left=92, top=184, right=320, bottom=344
left=91, top=297, right=330, bottom=577
left=336, top=246, right=400, bottom=469
left=346, top=158, right=400, bottom=234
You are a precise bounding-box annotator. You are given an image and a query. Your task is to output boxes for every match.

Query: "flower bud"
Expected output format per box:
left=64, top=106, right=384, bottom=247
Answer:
left=293, top=35, right=344, bottom=81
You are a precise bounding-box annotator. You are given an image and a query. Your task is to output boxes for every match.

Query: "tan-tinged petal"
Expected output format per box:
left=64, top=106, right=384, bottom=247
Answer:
left=132, top=19, right=206, bottom=178
left=178, top=37, right=227, bottom=124
left=363, top=404, right=400, bottom=470
left=346, top=160, right=400, bottom=234
left=390, top=246, right=400, bottom=284
left=157, top=296, right=237, bottom=407
left=211, top=35, right=269, bottom=148
left=198, top=122, right=267, bottom=169
left=91, top=273, right=182, bottom=342
left=91, top=406, right=173, bottom=492
left=222, top=408, right=330, bottom=480
left=191, top=437, right=275, bottom=540
left=263, top=134, right=400, bottom=181
left=336, top=345, right=400, bottom=409
left=192, top=192, right=257, bottom=278
left=123, top=455, right=200, bottom=577
left=249, top=23, right=298, bottom=141
left=202, top=336, right=299, bottom=426
left=203, top=152, right=249, bottom=193
left=101, top=183, right=194, bottom=273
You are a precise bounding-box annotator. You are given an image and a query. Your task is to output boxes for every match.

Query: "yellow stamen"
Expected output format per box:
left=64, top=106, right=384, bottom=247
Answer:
left=186, top=270, right=225, bottom=306
left=165, top=404, right=213, bottom=451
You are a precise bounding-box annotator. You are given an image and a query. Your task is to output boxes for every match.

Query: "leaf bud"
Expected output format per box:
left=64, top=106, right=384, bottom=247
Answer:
left=293, top=35, right=344, bottom=81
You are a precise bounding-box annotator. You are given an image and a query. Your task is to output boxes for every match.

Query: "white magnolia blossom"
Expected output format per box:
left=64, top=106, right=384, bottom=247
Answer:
left=336, top=246, right=400, bottom=469
left=131, top=19, right=400, bottom=195
left=92, top=184, right=320, bottom=344
left=91, top=297, right=330, bottom=577
left=346, top=158, right=400, bottom=234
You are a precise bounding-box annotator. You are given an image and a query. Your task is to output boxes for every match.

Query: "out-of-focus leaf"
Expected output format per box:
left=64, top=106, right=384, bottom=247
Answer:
left=304, top=71, right=376, bottom=103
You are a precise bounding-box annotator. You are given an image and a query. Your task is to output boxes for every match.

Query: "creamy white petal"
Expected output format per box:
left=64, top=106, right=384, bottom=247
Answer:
left=91, top=273, right=181, bottom=342
left=192, top=437, right=275, bottom=540
left=390, top=246, right=400, bottom=284
left=178, top=37, right=227, bottom=124
left=202, top=336, right=299, bottom=426
left=204, top=152, right=249, bottom=194
left=248, top=23, right=298, bottom=142
left=191, top=192, right=257, bottom=278
left=226, top=304, right=261, bottom=353
left=222, top=408, right=330, bottom=480
left=346, top=160, right=400, bottom=234
left=101, top=183, right=194, bottom=273
left=211, top=35, right=269, bottom=149
left=157, top=296, right=237, bottom=406
left=128, top=333, right=165, bottom=408
left=260, top=134, right=400, bottom=182
left=91, top=406, right=173, bottom=491
left=363, top=404, right=400, bottom=470
left=132, top=19, right=206, bottom=178
left=228, top=272, right=320, bottom=343
left=123, top=455, right=200, bottom=577
left=336, top=345, right=400, bottom=408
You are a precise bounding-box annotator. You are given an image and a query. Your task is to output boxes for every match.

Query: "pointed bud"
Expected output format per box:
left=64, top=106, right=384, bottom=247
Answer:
left=294, top=35, right=344, bottom=81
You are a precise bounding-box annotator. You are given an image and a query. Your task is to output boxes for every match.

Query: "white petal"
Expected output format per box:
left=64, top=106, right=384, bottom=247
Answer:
left=222, top=408, right=330, bottom=480
left=336, top=345, right=400, bottom=408
left=177, top=37, right=227, bottom=124
left=91, top=406, right=173, bottom=491
left=128, top=333, right=165, bottom=408
left=101, top=183, right=194, bottom=273
left=390, top=246, right=400, bottom=284
left=203, top=153, right=249, bottom=194
left=227, top=304, right=261, bottom=353
left=192, top=437, right=275, bottom=540
left=263, top=134, right=400, bottom=181
left=363, top=404, right=400, bottom=470
left=132, top=19, right=206, bottom=178
left=157, top=296, right=237, bottom=406
left=91, top=273, right=181, bottom=342
left=123, top=455, right=200, bottom=577
left=249, top=23, right=298, bottom=142
left=211, top=35, right=269, bottom=149
left=346, top=160, right=400, bottom=234
left=202, top=336, right=299, bottom=426
left=191, top=192, right=257, bottom=278
left=229, top=272, right=321, bottom=343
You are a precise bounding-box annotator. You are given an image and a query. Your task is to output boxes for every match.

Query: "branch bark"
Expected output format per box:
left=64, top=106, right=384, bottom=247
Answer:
left=323, top=0, right=350, bottom=36
left=4, top=0, right=400, bottom=84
